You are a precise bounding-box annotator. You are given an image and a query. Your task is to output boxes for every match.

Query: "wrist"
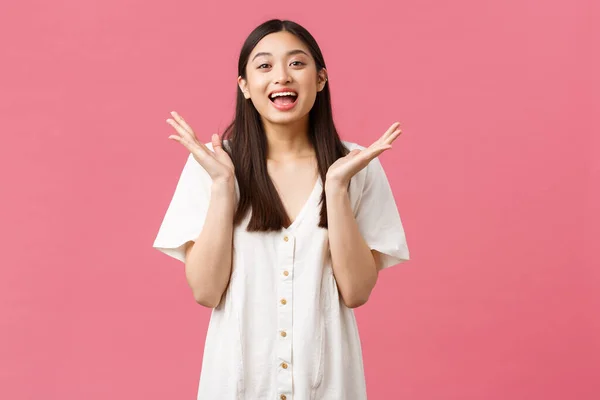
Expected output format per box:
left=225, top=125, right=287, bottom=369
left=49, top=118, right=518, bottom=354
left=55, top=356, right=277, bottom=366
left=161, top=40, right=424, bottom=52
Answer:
left=211, top=178, right=235, bottom=194
left=324, top=178, right=349, bottom=194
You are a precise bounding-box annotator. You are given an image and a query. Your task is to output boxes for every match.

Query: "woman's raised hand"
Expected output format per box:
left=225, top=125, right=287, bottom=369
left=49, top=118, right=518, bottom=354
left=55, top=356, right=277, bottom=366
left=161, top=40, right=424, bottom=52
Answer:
left=166, top=111, right=235, bottom=183
left=325, top=122, right=403, bottom=188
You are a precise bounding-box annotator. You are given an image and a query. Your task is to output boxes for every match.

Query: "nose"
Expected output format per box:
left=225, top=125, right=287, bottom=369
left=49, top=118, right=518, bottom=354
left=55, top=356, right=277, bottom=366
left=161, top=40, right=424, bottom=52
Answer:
left=273, top=65, right=292, bottom=84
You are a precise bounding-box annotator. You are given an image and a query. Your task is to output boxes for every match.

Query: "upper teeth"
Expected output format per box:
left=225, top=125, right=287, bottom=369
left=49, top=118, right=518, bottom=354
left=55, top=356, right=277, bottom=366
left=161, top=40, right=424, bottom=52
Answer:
left=270, top=92, right=297, bottom=99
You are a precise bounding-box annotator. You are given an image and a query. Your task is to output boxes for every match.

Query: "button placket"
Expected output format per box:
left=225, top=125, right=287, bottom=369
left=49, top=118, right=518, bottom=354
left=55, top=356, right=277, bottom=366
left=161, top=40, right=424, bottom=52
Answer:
left=276, top=233, right=294, bottom=398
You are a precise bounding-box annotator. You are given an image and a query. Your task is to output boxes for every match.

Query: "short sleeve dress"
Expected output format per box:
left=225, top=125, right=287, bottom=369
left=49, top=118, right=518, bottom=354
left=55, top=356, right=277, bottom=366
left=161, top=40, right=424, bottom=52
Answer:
left=153, top=140, right=410, bottom=400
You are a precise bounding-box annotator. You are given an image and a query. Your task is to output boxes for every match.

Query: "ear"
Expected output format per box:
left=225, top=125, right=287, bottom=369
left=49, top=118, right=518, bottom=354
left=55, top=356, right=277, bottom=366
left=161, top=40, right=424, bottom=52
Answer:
left=238, top=76, right=251, bottom=99
left=317, top=68, right=328, bottom=92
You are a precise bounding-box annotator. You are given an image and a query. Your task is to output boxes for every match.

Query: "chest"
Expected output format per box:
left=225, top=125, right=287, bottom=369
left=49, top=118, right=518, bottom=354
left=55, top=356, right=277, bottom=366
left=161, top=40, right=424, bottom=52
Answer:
left=267, top=159, right=319, bottom=223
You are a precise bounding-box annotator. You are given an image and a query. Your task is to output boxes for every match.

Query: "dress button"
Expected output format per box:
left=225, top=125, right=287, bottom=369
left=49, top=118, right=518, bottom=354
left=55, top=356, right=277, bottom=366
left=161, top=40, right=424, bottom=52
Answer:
left=281, top=362, right=288, bottom=369
left=283, top=270, right=289, bottom=276
left=280, top=331, right=287, bottom=337
left=280, top=395, right=287, bottom=400
left=283, top=235, right=289, bottom=242
left=280, top=298, right=287, bottom=305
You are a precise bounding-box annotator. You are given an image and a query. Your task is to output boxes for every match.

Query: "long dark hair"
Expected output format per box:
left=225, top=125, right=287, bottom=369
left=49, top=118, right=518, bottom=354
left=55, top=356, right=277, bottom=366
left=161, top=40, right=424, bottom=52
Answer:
left=222, top=19, right=349, bottom=231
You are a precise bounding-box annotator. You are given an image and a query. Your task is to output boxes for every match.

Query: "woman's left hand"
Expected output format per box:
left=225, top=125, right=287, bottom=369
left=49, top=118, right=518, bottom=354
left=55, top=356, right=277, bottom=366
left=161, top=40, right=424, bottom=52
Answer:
left=325, top=122, right=403, bottom=189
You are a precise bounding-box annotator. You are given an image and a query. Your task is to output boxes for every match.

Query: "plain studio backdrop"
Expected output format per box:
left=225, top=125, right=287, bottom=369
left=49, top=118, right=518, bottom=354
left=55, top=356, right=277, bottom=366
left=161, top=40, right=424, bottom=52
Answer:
left=0, top=0, right=598, bottom=399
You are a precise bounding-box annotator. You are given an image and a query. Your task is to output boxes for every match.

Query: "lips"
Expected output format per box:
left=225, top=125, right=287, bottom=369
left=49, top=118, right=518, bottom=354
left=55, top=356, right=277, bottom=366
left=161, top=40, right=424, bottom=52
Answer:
left=268, top=88, right=299, bottom=111
left=269, top=95, right=298, bottom=111
left=268, top=87, right=298, bottom=99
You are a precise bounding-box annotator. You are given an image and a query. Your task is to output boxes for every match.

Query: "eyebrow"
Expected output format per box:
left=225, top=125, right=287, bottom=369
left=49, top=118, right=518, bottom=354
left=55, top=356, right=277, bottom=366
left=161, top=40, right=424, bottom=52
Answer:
left=251, top=49, right=309, bottom=62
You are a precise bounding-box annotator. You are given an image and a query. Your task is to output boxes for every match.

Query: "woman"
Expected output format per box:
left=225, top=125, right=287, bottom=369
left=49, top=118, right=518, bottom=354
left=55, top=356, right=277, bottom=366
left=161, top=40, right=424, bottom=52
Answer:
left=153, top=18, right=410, bottom=400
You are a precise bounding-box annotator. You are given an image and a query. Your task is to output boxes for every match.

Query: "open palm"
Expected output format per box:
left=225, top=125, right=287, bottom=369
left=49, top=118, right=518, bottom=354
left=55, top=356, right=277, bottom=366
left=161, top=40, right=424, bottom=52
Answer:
left=326, top=122, right=403, bottom=186
left=166, top=111, right=235, bottom=183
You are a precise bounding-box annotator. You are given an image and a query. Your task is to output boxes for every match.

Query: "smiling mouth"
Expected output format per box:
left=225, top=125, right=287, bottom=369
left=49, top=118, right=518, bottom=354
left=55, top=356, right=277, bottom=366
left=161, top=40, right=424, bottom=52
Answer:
left=269, top=92, right=298, bottom=106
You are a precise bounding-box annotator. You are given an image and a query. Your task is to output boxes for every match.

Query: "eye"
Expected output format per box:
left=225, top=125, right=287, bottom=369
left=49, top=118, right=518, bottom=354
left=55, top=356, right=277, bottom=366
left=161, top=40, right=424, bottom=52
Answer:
left=291, top=61, right=305, bottom=66
left=258, top=63, right=270, bottom=69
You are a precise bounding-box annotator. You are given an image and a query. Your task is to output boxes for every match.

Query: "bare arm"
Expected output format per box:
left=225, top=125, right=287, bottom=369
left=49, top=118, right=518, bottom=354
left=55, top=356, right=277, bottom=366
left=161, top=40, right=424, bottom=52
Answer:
left=165, top=111, right=237, bottom=309
left=183, top=178, right=235, bottom=308
left=324, top=122, right=403, bottom=308
left=326, top=182, right=379, bottom=308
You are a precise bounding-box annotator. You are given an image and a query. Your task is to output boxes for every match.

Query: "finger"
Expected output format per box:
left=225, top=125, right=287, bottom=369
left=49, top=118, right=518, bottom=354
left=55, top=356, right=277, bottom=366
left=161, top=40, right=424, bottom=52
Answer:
left=383, top=128, right=403, bottom=145
left=363, top=144, right=392, bottom=162
left=166, top=118, right=203, bottom=151
left=166, top=117, right=211, bottom=154
left=212, top=133, right=222, bottom=150
left=168, top=134, right=191, bottom=151
left=211, top=133, right=227, bottom=157
left=170, top=111, right=194, bottom=135
left=368, top=122, right=399, bottom=149
left=346, top=146, right=390, bottom=175
left=168, top=133, right=197, bottom=153
left=380, top=122, right=401, bottom=142
left=166, top=118, right=194, bottom=141
left=167, top=114, right=215, bottom=156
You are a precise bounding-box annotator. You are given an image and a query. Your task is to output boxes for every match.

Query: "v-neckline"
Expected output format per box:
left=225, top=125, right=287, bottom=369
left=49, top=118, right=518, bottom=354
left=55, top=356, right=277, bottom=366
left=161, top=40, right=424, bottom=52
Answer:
left=282, top=175, right=322, bottom=232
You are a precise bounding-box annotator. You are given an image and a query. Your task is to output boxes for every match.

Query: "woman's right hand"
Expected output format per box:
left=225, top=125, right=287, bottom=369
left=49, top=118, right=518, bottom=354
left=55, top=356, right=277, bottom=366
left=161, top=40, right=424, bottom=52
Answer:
left=166, top=111, right=235, bottom=184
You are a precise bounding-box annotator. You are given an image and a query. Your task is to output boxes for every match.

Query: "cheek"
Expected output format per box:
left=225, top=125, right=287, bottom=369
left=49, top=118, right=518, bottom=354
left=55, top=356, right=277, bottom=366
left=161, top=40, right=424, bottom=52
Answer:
left=244, top=72, right=265, bottom=95
left=298, top=74, right=318, bottom=94
left=300, top=83, right=318, bottom=105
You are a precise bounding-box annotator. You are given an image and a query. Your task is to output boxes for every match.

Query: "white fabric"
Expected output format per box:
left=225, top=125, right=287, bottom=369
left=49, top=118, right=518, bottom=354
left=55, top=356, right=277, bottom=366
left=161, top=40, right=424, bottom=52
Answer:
left=153, top=140, right=410, bottom=400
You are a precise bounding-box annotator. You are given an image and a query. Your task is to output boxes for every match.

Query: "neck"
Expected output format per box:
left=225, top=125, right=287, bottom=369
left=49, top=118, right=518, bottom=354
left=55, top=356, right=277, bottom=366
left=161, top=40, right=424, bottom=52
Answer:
left=262, top=116, right=314, bottom=161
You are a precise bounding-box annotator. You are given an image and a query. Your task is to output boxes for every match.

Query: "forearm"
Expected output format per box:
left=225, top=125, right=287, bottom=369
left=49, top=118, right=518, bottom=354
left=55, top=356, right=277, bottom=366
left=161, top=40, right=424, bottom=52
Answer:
left=185, top=179, right=235, bottom=307
left=326, top=182, right=378, bottom=308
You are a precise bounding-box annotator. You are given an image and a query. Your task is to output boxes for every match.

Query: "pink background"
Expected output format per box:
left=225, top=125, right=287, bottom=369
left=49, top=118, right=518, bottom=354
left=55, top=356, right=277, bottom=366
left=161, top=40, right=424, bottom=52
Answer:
left=1, top=0, right=598, bottom=399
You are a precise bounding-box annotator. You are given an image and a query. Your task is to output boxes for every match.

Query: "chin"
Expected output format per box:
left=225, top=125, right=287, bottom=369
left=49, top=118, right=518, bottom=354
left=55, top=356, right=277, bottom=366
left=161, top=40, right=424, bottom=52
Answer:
left=262, top=109, right=310, bottom=126
left=271, top=115, right=308, bottom=127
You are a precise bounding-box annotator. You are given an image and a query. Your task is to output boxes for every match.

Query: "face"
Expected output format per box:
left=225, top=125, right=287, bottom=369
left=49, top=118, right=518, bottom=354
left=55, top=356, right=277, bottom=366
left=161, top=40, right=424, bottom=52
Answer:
left=238, top=31, right=328, bottom=126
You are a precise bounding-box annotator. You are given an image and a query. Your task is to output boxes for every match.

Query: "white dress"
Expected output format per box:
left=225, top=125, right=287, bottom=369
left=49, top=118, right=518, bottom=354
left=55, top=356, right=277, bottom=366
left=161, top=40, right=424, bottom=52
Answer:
left=153, top=140, right=410, bottom=400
